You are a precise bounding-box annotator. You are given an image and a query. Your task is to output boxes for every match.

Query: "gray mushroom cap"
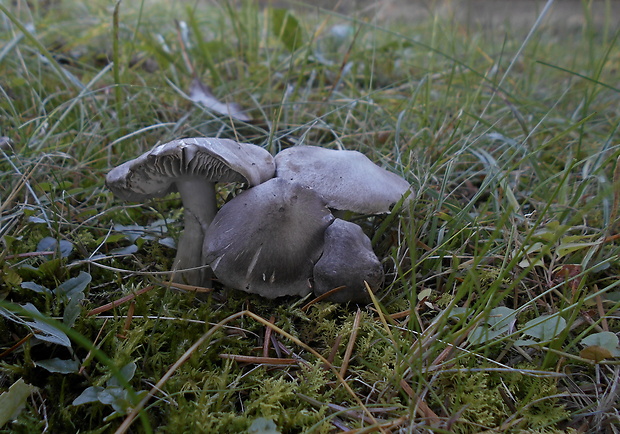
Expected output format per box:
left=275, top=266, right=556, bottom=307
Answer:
left=106, top=137, right=275, bottom=201
left=313, top=218, right=384, bottom=303
left=203, top=178, right=334, bottom=298
left=105, top=137, right=275, bottom=287
left=275, top=146, right=412, bottom=214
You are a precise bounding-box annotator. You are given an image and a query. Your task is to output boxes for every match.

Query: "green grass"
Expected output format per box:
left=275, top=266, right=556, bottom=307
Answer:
left=1, top=0, right=619, bottom=432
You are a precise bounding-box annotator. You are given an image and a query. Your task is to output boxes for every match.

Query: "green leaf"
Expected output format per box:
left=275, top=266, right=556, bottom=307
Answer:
left=520, top=314, right=567, bottom=342
left=581, top=332, right=620, bottom=357
left=20, top=282, right=51, bottom=294
left=107, top=362, right=137, bottom=387
left=55, top=272, right=91, bottom=327
left=604, top=291, right=620, bottom=302
left=35, top=358, right=80, bottom=374
left=55, top=271, right=91, bottom=298
left=248, top=417, right=280, bottom=434
left=36, top=237, right=73, bottom=258
left=447, top=307, right=471, bottom=319
left=0, top=304, right=72, bottom=347
left=72, top=386, right=105, bottom=406
left=513, top=338, right=538, bottom=346
left=514, top=242, right=546, bottom=267
left=468, top=307, right=517, bottom=344
left=0, top=379, right=37, bottom=428
left=63, top=291, right=84, bottom=327
left=555, top=240, right=601, bottom=258
left=95, top=233, right=128, bottom=244
left=159, top=237, right=176, bottom=249
left=113, top=224, right=148, bottom=242
left=97, top=386, right=127, bottom=407
left=108, top=244, right=138, bottom=256
left=271, top=9, right=304, bottom=51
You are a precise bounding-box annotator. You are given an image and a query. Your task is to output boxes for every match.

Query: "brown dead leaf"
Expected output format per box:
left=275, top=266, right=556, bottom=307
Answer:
left=552, top=264, right=583, bottom=295
left=580, top=345, right=612, bottom=363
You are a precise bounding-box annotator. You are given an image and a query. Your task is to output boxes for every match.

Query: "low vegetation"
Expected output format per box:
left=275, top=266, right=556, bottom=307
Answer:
left=1, top=0, right=619, bottom=432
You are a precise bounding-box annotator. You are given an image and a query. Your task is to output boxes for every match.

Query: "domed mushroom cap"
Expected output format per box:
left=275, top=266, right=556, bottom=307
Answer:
left=105, top=137, right=275, bottom=288
left=313, top=218, right=384, bottom=303
left=275, top=146, right=411, bottom=214
left=106, top=137, right=275, bottom=201
left=203, top=178, right=334, bottom=298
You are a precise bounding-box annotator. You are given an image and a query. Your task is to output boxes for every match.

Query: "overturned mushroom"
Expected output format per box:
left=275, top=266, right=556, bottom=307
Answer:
left=203, top=178, right=334, bottom=298
left=313, top=218, right=384, bottom=303
left=275, top=145, right=412, bottom=214
left=106, top=137, right=275, bottom=287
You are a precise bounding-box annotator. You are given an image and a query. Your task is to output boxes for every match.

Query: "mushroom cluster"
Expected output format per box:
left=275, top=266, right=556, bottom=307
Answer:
left=106, top=138, right=412, bottom=303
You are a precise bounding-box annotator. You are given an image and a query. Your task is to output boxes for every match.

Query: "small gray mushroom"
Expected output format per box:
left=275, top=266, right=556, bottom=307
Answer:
left=106, top=137, right=275, bottom=287
left=275, top=145, right=412, bottom=214
left=203, top=178, right=334, bottom=298
left=313, top=218, right=384, bottom=303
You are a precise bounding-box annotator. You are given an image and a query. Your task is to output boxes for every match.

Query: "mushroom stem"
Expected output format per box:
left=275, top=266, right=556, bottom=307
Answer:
left=172, top=178, right=217, bottom=287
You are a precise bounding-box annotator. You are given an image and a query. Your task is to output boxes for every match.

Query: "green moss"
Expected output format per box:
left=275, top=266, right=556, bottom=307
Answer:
left=438, top=370, right=508, bottom=431
left=161, top=363, right=334, bottom=433
left=431, top=363, right=570, bottom=433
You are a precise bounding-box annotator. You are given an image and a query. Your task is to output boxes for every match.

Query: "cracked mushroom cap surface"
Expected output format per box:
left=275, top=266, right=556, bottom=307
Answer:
left=203, top=178, right=334, bottom=298
left=275, top=145, right=412, bottom=214
left=106, top=137, right=275, bottom=201
left=313, top=218, right=384, bottom=303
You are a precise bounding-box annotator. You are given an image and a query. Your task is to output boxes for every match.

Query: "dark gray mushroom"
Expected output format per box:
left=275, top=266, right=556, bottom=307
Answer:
left=106, top=137, right=275, bottom=287
left=275, top=145, right=412, bottom=214
left=313, top=218, right=384, bottom=303
left=203, top=178, right=334, bottom=298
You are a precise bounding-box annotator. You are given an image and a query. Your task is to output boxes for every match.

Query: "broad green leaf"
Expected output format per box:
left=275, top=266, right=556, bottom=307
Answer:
left=95, top=234, right=127, bottom=244
left=2, top=267, right=21, bottom=286
left=107, top=362, right=137, bottom=387
left=20, top=282, right=51, bottom=294
left=54, top=272, right=90, bottom=326
left=556, top=240, right=601, bottom=258
left=468, top=307, right=517, bottom=344
left=22, top=304, right=72, bottom=347
left=72, top=386, right=105, bottom=406
left=418, top=288, right=432, bottom=301
left=521, top=314, right=566, bottom=342
left=604, top=291, right=620, bottom=302
left=97, top=387, right=127, bottom=407
left=248, top=417, right=280, bottom=434
left=514, top=242, right=546, bottom=267
left=0, top=379, right=37, bottom=428
left=159, top=237, right=176, bottom=249
left=447, top=307, right=471, bottom=319
left=63, top=292, right=84, bottom=327
left=271, top=9, right=304, bottom=51
left=513, top=338, right=538, bottom=346
left=0, top=304, right=71, bottom=347
left=113, top=224, right=148, bottom=242
left=581, top=332, right=620, bottom=357
left=36, top=237, right=73, bottom=258
left=109, top=244, right=138, bottom=256
left=98, top=387, right=131, bottom=414
left=35, top=358, right=80, bottom=374
left=55, top=271, right=91, bottom=298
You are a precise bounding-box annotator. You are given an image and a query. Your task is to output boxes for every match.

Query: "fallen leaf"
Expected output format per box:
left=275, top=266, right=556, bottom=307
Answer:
left=0, top=379, right=37, bottom=428
left=581, top=332, right=620, bottom=357
left=580, top=345, right=613, bottom=363
left=188, top=78, right=251, bottom=122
